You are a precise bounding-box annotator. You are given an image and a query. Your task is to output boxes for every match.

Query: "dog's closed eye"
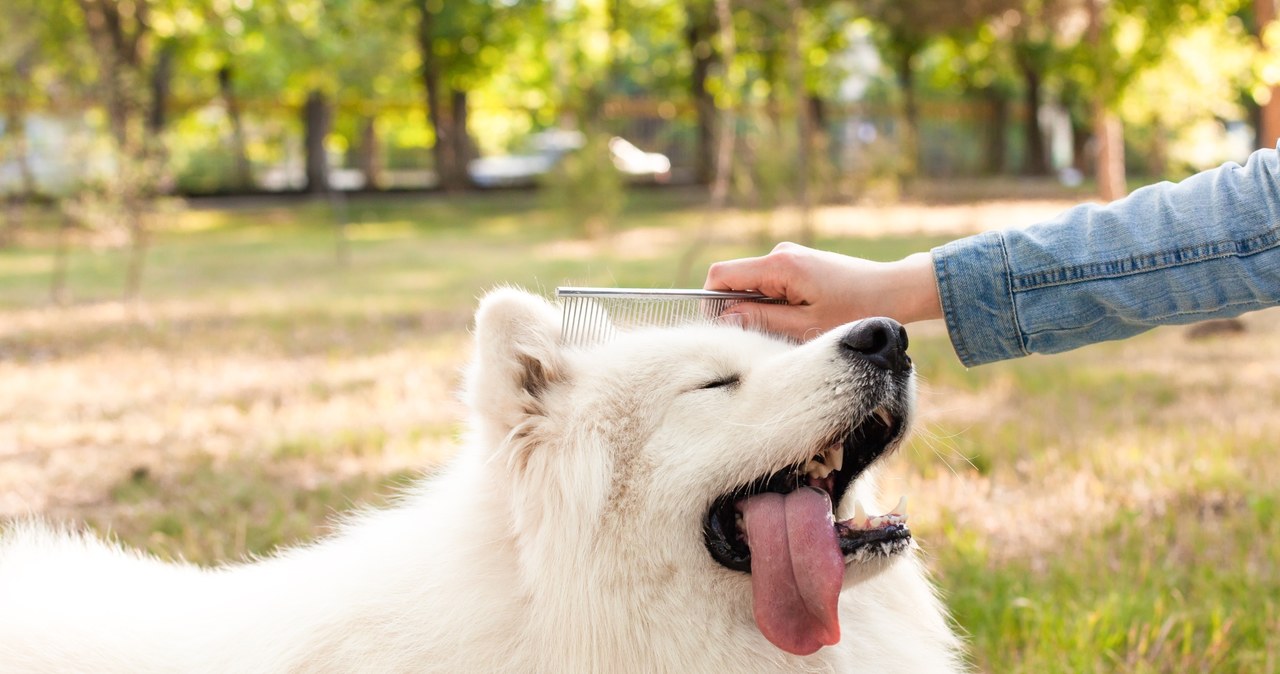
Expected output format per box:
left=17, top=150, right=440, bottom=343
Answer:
left=699, top=375, right=741, bottom=390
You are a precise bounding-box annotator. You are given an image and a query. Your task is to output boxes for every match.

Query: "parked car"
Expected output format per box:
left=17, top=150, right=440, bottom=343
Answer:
left=468, top=130, right=671, bottom=187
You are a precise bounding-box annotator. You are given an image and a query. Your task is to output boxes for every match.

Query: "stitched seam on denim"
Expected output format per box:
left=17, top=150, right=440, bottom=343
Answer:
left=1011, top=228, right=1280, bottom=291
left=1021, top=299, right=1264, bottom=337
left=996, top=232, right=1029, bottom=357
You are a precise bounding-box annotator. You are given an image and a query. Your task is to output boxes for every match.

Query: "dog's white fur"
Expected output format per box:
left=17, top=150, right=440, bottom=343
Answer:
left=0, top=289, right=964, bottom=673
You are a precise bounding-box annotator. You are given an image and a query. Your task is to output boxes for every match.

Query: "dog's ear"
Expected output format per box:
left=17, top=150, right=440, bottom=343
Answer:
left=465, top=288, right=565, bottom=457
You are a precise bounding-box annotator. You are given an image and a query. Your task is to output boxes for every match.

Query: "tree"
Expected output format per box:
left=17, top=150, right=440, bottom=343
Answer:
left=1000, top=0, right=1077, bottom=176
left=74, top=0, right=166, bottom=298
left=685, top=1, right=720, bottom=185
left=215, top=63, right=253, bottom=190
left=861, top=0, right=1017, bottom=181
left=1119, top=16, right=1255, bottom=174
left=1067, top=0, right=1246, bottom=200
left=1254, top=0, right=1280, bottom=146
left=193, top=0, right=419, bottom=195
left=1083, top=0, right=1125, bottom=200
left=413, top=0, right=537, bottom=191
left=0, top=1, right=51, bottom=199
left=302, top=89, right=332, bottom=194
left=929, top=28, right=1021, bottom=175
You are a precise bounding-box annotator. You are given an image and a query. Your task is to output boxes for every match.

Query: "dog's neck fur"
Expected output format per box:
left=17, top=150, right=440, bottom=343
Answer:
left=249, top=453, right=960, bottom=673
left=0, top=447, right=961, bottom=673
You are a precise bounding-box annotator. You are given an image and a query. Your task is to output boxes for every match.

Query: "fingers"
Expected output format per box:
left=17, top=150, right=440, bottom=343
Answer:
left=703, top=242, right=813, bottom=302
left=705, top=243, right=829, bottom=340
left=704, top=254, right=777, bottom=293
left=722, top=301, right=825, bottom=343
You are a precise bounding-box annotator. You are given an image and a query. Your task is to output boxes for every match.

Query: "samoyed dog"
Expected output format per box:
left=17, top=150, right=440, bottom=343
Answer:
left=0, top=288, right=963, bottom=672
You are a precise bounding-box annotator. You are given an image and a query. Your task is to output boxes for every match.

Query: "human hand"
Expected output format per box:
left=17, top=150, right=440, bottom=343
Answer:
left=703, top=242, right=942, bottom=342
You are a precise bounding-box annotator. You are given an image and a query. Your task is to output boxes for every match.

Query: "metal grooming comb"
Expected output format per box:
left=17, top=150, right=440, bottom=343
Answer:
left=556, top=287, right=786, bottom=346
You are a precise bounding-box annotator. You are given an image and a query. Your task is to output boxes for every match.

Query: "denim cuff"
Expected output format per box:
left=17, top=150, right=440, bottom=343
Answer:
left=931, top=231, right=1027, bottom=367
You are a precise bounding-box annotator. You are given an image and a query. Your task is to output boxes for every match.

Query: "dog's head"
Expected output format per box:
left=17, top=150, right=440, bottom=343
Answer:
left=465, top=288, right=916, bottom=657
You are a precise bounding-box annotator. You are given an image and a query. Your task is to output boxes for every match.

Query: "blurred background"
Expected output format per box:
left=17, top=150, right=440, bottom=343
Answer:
left=2, top=1, right=1279, bottom=672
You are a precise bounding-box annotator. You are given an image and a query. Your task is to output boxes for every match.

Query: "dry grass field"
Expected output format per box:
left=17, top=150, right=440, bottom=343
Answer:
left=1, top=190, right=1277, bottom=672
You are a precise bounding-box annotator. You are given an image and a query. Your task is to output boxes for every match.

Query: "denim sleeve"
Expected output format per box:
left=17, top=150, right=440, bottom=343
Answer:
left=932, top=145, right=1280, bottom=367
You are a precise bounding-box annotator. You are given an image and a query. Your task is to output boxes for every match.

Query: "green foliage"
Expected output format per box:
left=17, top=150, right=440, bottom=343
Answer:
left=1120, top=18, right=1256, bottom=173
left=2, top=0, right=1276, bottom=198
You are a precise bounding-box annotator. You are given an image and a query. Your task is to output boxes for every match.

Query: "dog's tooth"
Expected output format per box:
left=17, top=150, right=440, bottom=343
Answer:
left=874, top=407, right=893, bottom=426
left=889, top=495, right=907, bottom=517
left=829, top=446, right=844, bottom=472
left=853, top=499, right=868, bottom=528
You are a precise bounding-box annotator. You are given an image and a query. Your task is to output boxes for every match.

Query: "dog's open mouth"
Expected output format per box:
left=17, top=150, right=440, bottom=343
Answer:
left=702, top=405, right=910, bottom=656
left=703, top=406, right=911, bottom=571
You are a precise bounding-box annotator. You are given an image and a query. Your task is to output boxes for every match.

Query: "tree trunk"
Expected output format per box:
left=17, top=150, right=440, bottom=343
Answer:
left=784, top=0, right=813, bottom=244
left=4, top=49, right=38, bottom=197
left=1147, top=119, right=1168, bottom=177
left=675, top=0, right=738, bottom=286
left=419, top=1, right=451, bottom=190
left=358, top=115, right=382, bottom=191
left=710, top=0, right=737, bottom=208
left=145, top=39, right=175, bottom=194
left=148, top=40, right=174, bottom=136
left=1093, top=102, right=1127, bottom=201
left=1256, top=0, right=1280, bottom=147
left=0, top=197, right=15, bottom=249
left=895, top=43, right=920, bottom=181
left=450, top=90, right=475, bottom=172
left=76, top=0, right=148, bottom=153
left=2, top=107, right=37, bottom=197
left=761, top=46, right=782, bottom=130
left=1071, top=114, right=1090, bottom=175
left=76, top=0, right=156, bottom=301
left=1086, top=0, right=1125, bottom=200
left=1020, top=60, right=1049, bottom=176
left=808, top=94, right=835, bottom=199
left=303, top=89, right=332, bottom=194
left=983, top=88, right=1007, bottom=175
left=417, top=1, right=472, bottom=191
left=686, top=3, right=718, bottom=185
left=218, top=64, right=254, bottom=191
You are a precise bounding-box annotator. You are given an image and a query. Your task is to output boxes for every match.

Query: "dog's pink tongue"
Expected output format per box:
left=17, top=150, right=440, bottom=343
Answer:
left=740, top=487, right=844, bottom=656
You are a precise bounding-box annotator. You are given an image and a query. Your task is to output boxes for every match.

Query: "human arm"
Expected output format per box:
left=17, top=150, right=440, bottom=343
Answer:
left=707, top=145, right=1280, bottom=366
left=703, top=244, right=941, bottom=341
left=936, top=145, right=1280, bottom=366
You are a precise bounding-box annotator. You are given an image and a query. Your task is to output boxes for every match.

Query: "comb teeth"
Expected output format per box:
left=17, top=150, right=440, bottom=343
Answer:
left=555, top=287, right=785, bottom=347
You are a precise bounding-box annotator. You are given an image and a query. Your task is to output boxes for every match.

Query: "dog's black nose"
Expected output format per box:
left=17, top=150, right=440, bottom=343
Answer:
left=840, top=318, right=911, bottom=374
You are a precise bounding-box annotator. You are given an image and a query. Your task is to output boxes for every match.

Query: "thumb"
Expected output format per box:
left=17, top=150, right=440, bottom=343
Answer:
left=723, top=302, right=823, bottom=342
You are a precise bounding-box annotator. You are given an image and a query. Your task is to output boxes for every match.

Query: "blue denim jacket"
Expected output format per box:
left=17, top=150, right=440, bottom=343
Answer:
left=932, top=145, right=1280, bottom=367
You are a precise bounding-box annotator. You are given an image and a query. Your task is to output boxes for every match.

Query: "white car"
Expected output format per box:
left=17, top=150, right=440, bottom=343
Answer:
left=468, top=131, right=671, bottom=187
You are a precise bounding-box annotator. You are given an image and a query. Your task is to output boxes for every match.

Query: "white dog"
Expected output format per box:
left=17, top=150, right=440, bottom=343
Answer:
left=0, top=288, right=963, bottom=672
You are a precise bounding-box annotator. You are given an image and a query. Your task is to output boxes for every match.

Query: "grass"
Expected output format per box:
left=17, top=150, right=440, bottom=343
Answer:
left=2, top=189, right=1277, bottom=672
